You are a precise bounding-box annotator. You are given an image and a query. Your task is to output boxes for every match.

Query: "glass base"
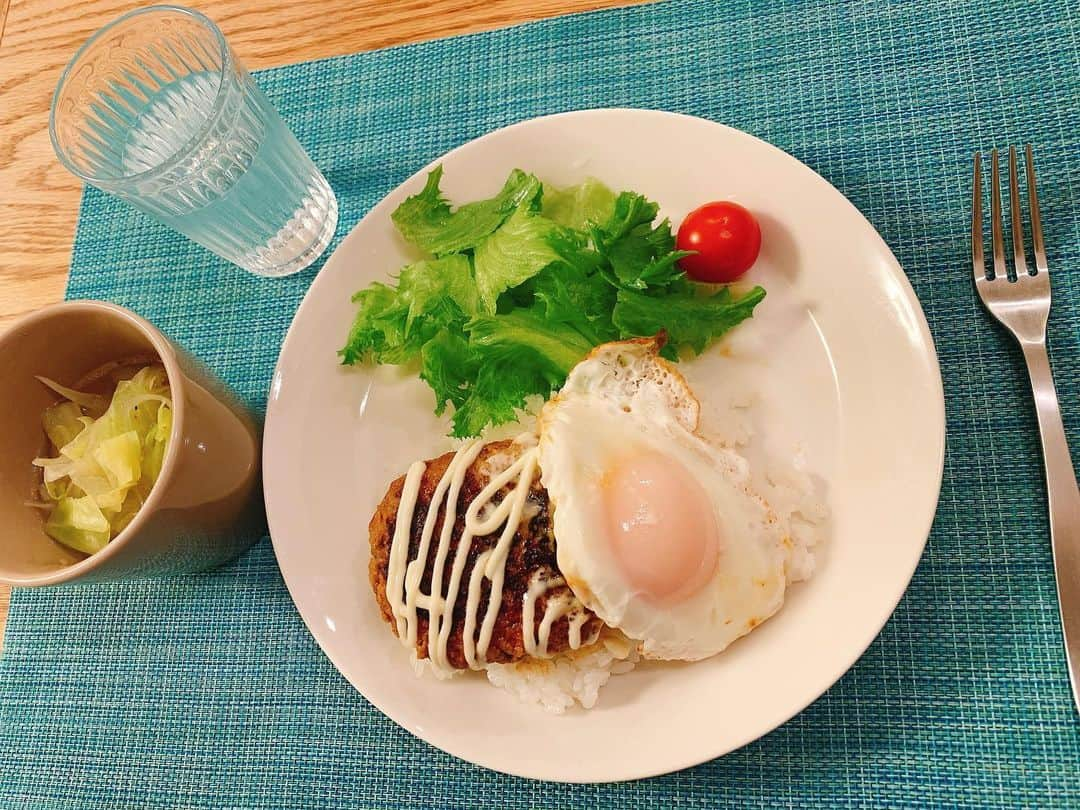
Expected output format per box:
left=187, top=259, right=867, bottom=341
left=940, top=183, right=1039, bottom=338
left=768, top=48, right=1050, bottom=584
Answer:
left=239, top=179, right=339, bottom=278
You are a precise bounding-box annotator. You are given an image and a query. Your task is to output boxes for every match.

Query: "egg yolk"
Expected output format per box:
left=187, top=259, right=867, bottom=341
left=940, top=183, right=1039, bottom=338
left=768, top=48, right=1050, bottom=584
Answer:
left=601, top=451, right=721, bottom=604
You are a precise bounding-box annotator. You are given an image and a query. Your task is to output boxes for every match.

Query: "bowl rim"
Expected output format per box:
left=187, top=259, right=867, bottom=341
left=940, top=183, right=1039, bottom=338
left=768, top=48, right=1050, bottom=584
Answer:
left=0, top=300, right=187, bottom=586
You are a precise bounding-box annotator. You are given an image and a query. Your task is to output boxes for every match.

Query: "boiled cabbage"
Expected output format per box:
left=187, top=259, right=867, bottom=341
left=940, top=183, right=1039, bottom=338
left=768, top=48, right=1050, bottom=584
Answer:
left=32, top=366, right=173, bottom=554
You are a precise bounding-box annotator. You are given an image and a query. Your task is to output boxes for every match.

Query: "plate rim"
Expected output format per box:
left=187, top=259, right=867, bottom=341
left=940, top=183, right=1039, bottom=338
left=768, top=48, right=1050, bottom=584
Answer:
left=263, top=107, right=946, bottom=782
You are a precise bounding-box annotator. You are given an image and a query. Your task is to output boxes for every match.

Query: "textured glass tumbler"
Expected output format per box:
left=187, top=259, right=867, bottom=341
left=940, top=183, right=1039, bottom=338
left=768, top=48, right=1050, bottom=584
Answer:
left=49, top=5, right=338, bottom=277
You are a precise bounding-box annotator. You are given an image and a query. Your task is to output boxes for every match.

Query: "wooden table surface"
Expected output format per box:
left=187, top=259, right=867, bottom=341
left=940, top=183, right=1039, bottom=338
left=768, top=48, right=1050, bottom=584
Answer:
left=0, top=0, right=643, bottom=653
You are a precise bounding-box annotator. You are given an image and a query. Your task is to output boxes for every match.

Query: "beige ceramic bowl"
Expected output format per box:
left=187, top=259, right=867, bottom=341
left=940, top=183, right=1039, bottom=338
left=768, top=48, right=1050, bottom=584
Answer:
left=0, top=300, right=263, bottom=585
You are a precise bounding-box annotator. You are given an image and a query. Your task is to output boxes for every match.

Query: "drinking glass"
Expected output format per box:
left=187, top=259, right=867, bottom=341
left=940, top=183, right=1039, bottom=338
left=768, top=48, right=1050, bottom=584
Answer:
left=49, top=5, right=338, bottom=277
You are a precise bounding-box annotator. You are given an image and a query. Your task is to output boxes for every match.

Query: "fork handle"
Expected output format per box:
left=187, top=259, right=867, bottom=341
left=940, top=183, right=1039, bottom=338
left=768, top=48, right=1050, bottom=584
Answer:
left=1021, top=339, right=1080, bottom=714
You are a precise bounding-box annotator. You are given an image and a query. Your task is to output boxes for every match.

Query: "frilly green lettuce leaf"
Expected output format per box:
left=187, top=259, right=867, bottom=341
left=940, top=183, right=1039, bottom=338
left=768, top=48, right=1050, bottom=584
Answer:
left=541, top=178, right=617, bottom=230
left=473, top=209, right=561, bottom=313
left=391, top=166, right=543, bottom=256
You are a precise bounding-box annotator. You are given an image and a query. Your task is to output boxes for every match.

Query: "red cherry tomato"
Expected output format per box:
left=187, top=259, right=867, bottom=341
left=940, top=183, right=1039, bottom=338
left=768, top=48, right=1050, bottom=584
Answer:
left=676, top=201, right=762, bottom=283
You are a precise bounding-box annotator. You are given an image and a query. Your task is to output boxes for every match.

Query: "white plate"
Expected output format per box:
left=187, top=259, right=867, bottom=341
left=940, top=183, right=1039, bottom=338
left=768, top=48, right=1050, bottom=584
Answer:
left=264, top=109, right=945, bottom=783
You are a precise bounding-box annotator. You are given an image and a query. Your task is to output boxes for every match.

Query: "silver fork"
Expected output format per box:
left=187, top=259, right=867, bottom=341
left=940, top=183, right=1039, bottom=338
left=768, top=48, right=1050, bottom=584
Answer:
left=972, top=145, right=1080, bottom=714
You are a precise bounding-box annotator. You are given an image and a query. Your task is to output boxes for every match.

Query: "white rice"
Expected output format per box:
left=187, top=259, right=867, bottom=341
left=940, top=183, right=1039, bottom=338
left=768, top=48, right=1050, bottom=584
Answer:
left=760, top=447, right=829, bottom=583
left=486, top=632, right=640, bottom=714
left=698, top=395, right=830, bottom=583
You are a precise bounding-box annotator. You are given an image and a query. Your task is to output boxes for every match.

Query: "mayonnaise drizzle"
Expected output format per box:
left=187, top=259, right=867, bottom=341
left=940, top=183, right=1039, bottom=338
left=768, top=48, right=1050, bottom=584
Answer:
left=385, top=440, right=589, bottom=674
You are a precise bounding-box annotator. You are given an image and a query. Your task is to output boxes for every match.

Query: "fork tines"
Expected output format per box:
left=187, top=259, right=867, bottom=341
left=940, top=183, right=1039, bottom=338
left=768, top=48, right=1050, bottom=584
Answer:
left=971, top=144, right=1049, bottom=285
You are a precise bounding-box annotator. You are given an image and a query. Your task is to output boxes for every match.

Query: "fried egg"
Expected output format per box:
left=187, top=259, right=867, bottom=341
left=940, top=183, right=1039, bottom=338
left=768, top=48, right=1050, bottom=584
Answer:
left=537, top=337, right=793, bottom=661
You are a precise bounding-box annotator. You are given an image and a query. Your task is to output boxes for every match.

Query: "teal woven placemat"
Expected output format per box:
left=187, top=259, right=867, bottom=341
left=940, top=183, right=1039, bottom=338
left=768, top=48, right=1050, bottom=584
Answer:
left=3, top=0, right=1079, bottom=806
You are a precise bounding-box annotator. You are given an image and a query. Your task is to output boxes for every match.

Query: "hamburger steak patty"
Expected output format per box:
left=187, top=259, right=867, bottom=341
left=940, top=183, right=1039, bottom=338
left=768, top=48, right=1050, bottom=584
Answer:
left=369, top=440, right=603, bottom=669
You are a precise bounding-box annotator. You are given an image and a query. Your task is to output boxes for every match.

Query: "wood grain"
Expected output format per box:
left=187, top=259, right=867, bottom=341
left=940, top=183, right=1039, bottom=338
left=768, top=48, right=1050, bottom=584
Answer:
left=0, top=0, right=10, bottom=44
left=0, top=0, right=646, bottom=655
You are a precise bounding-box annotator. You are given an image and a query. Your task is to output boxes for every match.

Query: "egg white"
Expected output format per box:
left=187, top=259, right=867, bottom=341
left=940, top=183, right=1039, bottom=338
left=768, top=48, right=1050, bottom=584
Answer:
left=538, top=338, right=793, bottom=661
